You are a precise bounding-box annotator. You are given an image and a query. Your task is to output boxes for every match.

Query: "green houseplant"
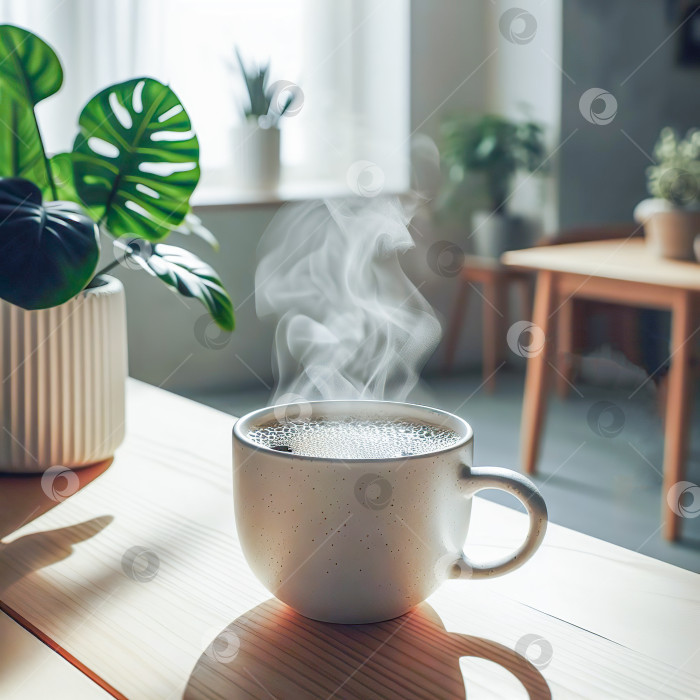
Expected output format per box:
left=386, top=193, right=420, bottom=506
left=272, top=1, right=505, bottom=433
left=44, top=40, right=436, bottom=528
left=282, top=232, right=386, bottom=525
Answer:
left=440, top=114, right=547, bottom=258
left=634, top=127, right=700, bottom=260
left=0, top=24, right=234, bottom=473
left=229, top=48, right=297, bottom=191
left=233, top=47, right=294, bottom=127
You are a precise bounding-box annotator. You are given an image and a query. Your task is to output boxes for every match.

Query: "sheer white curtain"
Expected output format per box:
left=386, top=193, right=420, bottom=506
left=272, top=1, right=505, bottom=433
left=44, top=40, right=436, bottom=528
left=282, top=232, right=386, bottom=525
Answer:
left=0, top=0, right=410, bottom=190
left=0, top=0, right=166, bottom=153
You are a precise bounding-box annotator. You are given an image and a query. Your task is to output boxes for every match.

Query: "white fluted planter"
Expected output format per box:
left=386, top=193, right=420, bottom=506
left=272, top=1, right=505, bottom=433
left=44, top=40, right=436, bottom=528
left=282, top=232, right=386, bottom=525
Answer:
left=0, top=276, right=128, bottom=473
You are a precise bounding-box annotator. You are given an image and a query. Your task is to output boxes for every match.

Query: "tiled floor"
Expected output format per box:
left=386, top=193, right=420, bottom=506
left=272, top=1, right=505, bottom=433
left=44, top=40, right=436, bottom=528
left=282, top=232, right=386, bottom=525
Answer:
left=185, top=369, right=700, bottom=572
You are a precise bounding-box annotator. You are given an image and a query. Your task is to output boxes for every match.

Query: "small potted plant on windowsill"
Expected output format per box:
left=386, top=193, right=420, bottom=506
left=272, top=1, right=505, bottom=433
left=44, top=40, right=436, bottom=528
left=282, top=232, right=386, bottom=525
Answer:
left=0, top=25, right=234, bottom=473
left=634, top=127, right=700, bottom=261
left=229, top=48, right=298, bottom=191
left=440, top=114, right=547, bottom=259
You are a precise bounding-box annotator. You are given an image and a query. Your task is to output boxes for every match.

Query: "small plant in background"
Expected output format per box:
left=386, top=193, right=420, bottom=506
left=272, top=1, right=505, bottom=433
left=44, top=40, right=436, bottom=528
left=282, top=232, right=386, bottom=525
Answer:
left=439, top=114, right=547, bottom=216
left=0, top=24, right=234, bottom=330
left=437, top=112, right=548, bottom=258
left=232, top=47, right=294, bottom=128
left=646, top=127, right=700, bottom=206
left=635, top=126, right=700, bottom=261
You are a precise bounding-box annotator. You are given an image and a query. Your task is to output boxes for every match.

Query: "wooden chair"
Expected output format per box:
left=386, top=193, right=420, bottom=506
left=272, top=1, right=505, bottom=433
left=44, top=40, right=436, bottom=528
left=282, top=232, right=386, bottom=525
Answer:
left=538, top=223, right=644, bottom=397
left=442, top=255, right=533, bottom=392
left=442, top=223, right=644, bottom=394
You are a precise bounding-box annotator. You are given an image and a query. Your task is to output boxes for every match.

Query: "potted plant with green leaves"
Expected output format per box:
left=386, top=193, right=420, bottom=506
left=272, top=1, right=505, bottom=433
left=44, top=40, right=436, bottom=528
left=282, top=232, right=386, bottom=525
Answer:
left=440, top=114, right=547, bottom=258
left=229, top=48, right=297, bottom=190
left=0, top=25, right=234, bottom=473
left=634, top=127, right=700, bottom=261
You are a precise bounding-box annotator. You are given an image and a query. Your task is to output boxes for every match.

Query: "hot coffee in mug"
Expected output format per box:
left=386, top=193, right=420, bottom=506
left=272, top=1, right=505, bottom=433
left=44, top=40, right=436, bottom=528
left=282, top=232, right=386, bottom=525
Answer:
left=233, top=400, right=547, bottom=624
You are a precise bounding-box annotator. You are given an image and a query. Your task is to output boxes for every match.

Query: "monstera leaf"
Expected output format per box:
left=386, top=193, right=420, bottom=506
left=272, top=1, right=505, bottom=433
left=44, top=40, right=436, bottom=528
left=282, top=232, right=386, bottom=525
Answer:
left=0, top=91, right=48, bottom=189
left=72, top=77, right=200, bottom=241
left=0, top=178, right=99, bottom=309
left=172, top=211, right=219, bottom=250
left=126, top=242, right=234, bottom=331
left=0, top=25, right=63, bottom=198
left=48, top=152, right=80, bottom=201
left=0, top=25, right=62, bottom=103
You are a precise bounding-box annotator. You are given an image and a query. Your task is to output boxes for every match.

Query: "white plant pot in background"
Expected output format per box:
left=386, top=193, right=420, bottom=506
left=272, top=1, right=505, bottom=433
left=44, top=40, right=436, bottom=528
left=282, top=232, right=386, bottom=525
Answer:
left=634, top=198, right=700, bottom=261
left=471, top=210, right=538, bottom=259
left=231, top=121, right=281, bottom=191
left=0, top=276, right=128, bottom=473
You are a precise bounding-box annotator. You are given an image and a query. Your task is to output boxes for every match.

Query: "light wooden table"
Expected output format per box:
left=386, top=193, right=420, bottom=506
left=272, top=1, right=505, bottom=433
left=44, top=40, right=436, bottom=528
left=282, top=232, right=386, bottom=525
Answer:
left=503, top=238, right=700, bottom=542
left=0, top=610, right=111, bottom=699
left=1, top=380, right=699, bottom=699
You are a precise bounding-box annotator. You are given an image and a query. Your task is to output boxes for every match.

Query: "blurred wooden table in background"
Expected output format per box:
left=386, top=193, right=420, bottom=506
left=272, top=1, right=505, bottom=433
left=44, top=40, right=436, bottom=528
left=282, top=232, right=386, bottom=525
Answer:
left=503, top=238, right=700, bottom=541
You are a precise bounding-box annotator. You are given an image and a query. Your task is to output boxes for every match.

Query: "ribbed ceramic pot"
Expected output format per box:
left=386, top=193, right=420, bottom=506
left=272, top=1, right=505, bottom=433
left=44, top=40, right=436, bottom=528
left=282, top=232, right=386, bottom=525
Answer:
left=0, top=276, right=128, bottom=473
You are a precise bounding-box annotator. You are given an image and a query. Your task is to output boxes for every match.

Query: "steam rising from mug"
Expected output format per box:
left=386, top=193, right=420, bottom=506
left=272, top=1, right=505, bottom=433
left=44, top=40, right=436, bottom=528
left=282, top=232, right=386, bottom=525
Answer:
left=256, top=197, right=441, bottom=402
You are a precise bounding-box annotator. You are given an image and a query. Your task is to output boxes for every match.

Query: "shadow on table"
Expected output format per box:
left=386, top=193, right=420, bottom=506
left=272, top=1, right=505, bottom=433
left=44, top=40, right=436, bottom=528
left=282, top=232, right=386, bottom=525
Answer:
left=0, top=460, right=115, bottom=594
left=0, top=516, right=113, bottom=594
left=0, top=459, right=113, bottom=539
left=184, top=598, right=551, bottom=700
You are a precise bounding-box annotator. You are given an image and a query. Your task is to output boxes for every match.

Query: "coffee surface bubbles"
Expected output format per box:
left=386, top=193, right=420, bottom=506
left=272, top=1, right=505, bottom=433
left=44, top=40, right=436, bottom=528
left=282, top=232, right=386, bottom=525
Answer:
left=246, top=417, right=461, bottom=459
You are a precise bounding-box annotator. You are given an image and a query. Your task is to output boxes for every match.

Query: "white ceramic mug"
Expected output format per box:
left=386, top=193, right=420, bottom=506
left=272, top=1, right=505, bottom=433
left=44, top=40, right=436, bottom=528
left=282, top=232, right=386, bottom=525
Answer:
left=233, top=400, right=548, bottom=624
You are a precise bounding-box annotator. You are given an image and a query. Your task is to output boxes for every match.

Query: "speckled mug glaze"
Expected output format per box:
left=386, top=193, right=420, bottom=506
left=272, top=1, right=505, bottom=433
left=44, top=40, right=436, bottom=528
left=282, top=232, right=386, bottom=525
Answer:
left=233, top=401, right=548, bottom=624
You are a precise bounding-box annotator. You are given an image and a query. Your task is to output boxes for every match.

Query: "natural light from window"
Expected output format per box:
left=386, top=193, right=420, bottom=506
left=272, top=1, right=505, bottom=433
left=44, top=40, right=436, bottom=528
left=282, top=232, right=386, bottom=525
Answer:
left=0, top=0, right=410, bottom=202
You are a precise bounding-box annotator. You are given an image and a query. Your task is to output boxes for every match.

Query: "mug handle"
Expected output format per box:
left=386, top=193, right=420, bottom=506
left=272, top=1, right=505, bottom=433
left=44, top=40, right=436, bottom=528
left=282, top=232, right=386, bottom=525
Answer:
left=452, top=466, right=548, bottom=580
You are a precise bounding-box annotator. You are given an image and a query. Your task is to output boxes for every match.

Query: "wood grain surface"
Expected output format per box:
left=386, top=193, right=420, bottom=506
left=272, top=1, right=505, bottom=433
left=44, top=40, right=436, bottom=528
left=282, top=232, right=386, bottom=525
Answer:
left=0, top=380, right=698, bottom=699
left=0, top=610, right=111, bottom=699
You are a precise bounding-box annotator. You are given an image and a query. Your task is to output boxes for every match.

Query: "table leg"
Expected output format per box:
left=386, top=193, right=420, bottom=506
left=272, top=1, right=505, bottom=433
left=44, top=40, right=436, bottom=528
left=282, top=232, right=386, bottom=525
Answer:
left=482, top=277, right=505, bottom=393
left=662, top=290, right=694, bottom=541
left=555, top=297, right=574, bottom=399
left=443, top=276, right=470, bottom=373
left=495, top=277, right=508, bottom=366
left=521, top=271, right=556, bottom=475
left=515, top=275, right=534, bottom=325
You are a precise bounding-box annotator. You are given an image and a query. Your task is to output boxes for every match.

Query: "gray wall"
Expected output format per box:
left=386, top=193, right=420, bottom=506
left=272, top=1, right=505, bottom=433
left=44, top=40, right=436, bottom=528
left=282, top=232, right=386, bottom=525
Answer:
left=119, top=0, right=699, bottom=396
left=114, top=1, right=491, bottom=395
left=405, top=0, right=491, bottom=374
left=558, top=0, right=700, bottom=228
left=107, top=206, right=279, bottom=395
left=485, top=0, right=563, bottom=234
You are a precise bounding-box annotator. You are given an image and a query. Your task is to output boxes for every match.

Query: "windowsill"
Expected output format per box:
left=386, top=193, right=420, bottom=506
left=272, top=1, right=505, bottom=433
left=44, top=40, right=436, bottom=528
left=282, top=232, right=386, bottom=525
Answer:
left=190, top=178, right=410, bottom=209
left=190, top=180, right=352, bottom=209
